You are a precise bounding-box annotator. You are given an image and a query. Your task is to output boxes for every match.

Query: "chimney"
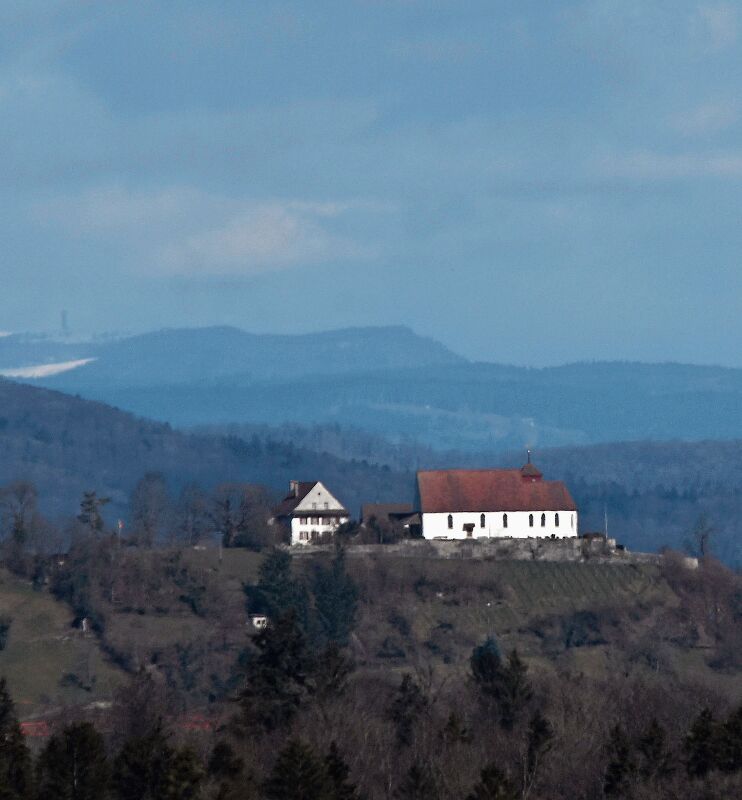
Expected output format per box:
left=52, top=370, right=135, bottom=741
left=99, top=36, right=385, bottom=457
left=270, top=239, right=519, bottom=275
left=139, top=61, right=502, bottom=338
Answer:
left=290, top=480, right=299, bottom=497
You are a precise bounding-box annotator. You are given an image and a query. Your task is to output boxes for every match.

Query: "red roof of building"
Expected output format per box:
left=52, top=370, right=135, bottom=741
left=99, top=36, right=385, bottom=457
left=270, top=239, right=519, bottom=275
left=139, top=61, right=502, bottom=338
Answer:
left=417, top=468, right=577, bottom=513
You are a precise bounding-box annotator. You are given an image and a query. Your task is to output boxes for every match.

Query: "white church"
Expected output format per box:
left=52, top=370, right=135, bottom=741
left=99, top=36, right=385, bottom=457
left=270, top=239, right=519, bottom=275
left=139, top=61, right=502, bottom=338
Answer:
left=416, top=458, right=578, bottom=540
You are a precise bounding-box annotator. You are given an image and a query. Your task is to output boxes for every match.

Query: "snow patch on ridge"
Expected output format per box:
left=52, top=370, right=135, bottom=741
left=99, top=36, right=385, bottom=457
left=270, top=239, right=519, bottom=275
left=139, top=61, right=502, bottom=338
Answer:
left=0, top=358, right=97, bottom=379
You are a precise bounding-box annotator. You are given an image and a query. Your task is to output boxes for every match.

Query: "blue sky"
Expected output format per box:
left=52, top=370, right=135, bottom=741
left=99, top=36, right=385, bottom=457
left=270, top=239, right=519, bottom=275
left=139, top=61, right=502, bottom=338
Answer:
left=3, top=1, right=742, bottom=365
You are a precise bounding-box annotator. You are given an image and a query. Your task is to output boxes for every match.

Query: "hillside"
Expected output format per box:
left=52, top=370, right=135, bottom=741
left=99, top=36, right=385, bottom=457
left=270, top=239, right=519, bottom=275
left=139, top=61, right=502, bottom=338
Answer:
left=4, top=325, right=742, bottom=450
left=7, top=546, right=740, bottom=723
left=0, top=326, right=463, bottom=385
left=0, top=377, right=741, bottom=563
left=40, top=351, right=742, bottom=451
left=0, top=379, right=410, bottom=520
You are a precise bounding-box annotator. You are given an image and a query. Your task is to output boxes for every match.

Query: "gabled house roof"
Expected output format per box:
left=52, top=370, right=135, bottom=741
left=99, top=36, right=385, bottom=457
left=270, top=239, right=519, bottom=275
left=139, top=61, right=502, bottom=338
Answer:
left=272, top=480, right=349, bottom=518
left=417, top=467, right=577, bottom=513
left=273, top=482, right=316, bottom=517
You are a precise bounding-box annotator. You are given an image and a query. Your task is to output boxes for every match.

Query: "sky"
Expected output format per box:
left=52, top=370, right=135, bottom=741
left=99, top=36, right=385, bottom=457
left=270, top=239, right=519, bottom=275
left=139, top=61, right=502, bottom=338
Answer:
left=3, top=1, right=742, bottom=366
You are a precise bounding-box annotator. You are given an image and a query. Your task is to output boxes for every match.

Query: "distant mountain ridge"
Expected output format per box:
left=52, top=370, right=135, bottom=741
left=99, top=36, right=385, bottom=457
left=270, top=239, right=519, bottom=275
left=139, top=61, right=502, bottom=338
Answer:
left=6, top=325, right=742, bottom=450
left=0, top=325, right=464, bottom=386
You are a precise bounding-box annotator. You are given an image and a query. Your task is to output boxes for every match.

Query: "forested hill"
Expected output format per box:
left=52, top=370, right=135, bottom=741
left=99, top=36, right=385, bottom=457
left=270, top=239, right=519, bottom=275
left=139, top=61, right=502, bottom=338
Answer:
left=41, top=356, right=742, bottom=451
left=5, top=325, right=742, bottom=450
left=0, top=325, right=463, bottom=385
left=2, top=377, right=741, bottom=565
left=0, top=379, right=411, bottom=520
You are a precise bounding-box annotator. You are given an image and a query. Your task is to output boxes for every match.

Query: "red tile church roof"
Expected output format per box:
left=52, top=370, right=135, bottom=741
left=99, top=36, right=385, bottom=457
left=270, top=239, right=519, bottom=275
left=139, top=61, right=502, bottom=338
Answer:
left=417, top=468, right=577, bottom=513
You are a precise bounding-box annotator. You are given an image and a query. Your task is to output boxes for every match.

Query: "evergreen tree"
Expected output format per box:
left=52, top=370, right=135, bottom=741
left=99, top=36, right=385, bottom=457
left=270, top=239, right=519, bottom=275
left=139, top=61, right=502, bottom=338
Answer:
left=684, top=708, right=719, bottom=778
left=717, top=705, right=742, bottom=773
left=312, top=546, right=359, bottom=646
left=263, top=739, right=331, bottom=800
left=636, top=718, right=674, bottom=782
left=111, top=723, right=202, bottom=800
left=394, top=763, right=437, bottom=800
left=497, top=650, right=533, bottom=730
left=389, top=674, right=428, bottom=747
left=77, top=491, right=110, bottom=533
left=254, top=549, right=309, bottom=628
left=207, top=742, right=243, bottom=781
left=471, top=643, right=532, bottom=730
left=470, top=637, right=501, bottom=692
left=0, top=677, right=32, bottom=800
left=36, top=722, right=109, bottom=800
left=603, top=725, right=636, bottom=797
left=238, top=610, right=316, bottom=732
left=466, top=764, right=517, bottom=800
left=324, top=743, right=359, bottom=800
left=207, top=742, right=245, bottom=800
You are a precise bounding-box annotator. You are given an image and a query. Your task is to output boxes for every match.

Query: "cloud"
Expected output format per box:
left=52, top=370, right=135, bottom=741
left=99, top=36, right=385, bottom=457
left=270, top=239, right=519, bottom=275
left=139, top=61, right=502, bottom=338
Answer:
left=158, top=202, right=367, bottom=276
left=30, top=187, right=371, bottom=276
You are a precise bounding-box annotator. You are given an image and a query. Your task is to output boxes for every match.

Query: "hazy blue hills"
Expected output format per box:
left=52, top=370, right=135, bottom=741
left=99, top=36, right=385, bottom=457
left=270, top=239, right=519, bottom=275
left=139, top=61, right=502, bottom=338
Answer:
left=1, top=325, right=463, bottom=385
left=6, top=325, right=742, bottom=451
left=0, top=377, right=739, bottom=564
left=0, top=378, right=411, bottom=521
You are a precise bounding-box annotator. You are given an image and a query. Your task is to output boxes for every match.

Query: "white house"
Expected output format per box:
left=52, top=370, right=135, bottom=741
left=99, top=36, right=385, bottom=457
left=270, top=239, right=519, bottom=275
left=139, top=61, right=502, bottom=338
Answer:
left=271, top=480, right=350, bottom=546
left=416, top=461, right=578, bottom=540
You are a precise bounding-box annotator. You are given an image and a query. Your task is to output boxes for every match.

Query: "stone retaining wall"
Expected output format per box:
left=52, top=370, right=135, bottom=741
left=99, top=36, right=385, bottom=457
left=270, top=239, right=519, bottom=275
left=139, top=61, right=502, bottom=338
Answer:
left=289, top=536, right=664, bottom=564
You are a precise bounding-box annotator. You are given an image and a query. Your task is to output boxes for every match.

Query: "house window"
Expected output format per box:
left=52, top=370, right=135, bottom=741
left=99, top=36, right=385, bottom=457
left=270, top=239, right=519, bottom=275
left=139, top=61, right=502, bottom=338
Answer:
left=480, top=513, right=485, bottom=528
left=324, top=502, right=329, bottom=509
left=555, top=513, right=560, bottom=527
left=541, top=513, right=546, bottom=527
left=447, top=514, right=453, bottom=529
left=503, top=513, right=508, bottom=528
left=312, top=503, right=317, bottom=510
left=311, top=517, right=319, bottom=525
left=300, top=531, right=308, bottom=540
left=300, top=517, right=307, bottom=525
left=529, top=514, right=533, bottom=527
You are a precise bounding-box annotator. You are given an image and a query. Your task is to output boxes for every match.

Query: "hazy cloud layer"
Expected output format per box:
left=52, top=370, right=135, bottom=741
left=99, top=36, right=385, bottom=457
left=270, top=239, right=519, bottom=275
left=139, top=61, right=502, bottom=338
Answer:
left=2, top=1, right=742, bottom=365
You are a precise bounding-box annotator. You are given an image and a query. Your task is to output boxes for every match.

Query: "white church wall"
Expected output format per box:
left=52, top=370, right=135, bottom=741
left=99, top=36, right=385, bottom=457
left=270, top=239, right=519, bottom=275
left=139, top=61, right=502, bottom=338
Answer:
left=422, top=510, right=577, bottom=540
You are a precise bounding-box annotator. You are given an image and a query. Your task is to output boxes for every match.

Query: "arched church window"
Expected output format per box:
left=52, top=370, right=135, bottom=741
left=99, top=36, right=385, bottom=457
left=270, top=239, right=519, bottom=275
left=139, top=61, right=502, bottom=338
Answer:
left=541, top=513, right=546, bottom=527
left=480, top=513, right=485, bottom=528
left=447, top=514, right=453, bottom=529
left=555, top=513, right=560, bottom=527
left=503, top=513, right=508, bottom=528
left=529, top=514, right=533, bottom=527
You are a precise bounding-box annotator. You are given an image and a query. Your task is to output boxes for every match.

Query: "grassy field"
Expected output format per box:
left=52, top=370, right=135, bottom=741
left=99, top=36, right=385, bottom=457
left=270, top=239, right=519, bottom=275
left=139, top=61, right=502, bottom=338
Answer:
left=1, top=548, right=736, bottom=717
left=0, top=569, right=125, bottom=718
